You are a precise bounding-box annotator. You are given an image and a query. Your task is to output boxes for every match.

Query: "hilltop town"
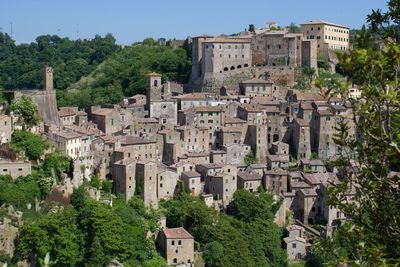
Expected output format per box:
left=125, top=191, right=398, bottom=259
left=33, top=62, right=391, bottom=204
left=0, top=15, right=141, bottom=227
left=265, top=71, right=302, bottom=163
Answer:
left=0, top=11, right=399, bottom=267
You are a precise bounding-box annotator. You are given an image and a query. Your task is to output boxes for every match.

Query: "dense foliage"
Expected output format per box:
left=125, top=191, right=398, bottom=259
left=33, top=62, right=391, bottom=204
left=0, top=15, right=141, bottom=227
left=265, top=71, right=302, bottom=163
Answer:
left=0, top=33, right=118, bottom=90
left=58, top=40, right=191, bottom=108
left=11, top=130, right=49, bottom=160
left=162, top=190, right=287, bottom=267
left=17, top=191, right=164, bottom=267
left=10, top=96, right=41, bottom=128
left=307, top=1, right=400, bottom=265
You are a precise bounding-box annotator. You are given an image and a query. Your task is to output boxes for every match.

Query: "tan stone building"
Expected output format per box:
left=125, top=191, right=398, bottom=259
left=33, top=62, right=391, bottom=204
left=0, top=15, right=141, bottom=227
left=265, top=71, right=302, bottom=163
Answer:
left=237, top=171, right=262, bottom=192
left=300, top=20, right=349, bottom=56
left=0, top=115, right=11, bottom=144
left=239, top=79, right=276, bottom=97
left=158, top=227, right=194, bottom=266
left=0, top=160, right=31, bottom=180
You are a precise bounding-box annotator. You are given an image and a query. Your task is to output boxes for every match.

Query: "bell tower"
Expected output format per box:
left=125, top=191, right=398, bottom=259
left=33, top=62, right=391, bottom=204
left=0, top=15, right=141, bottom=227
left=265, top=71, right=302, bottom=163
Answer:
left=43, top=65, right=54, bottom=91
left=146, top=72, right=162, bottom=109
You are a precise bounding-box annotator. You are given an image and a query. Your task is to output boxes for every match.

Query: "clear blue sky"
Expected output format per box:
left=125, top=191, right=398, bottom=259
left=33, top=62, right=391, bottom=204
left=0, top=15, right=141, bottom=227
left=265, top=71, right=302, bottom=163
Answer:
left=1, top=0, right=388, bottom=45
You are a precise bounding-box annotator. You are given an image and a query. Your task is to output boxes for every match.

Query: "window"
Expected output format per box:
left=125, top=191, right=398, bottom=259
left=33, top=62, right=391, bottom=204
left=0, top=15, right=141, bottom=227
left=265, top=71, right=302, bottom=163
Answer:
left=178, top=240, right=182, bottom=245
left=160, top=183, right=163, bottom=188
left=292, top=243, right=297, bottom=248
left=172, top=240, right=175, bottom=245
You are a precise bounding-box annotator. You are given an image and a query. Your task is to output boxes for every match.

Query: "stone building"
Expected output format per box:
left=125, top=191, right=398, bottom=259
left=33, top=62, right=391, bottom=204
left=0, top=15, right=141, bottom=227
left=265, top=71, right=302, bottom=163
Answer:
left=91, top=107, right=121, bottom=135
left=239, top=79, right=276, bottom=97
left=292, top=118, right=311, bottom=160
left=146, top=73, right=178, bottom=125
left=201, top=36, right=252, bottom=76
left=246, top=124, right=267, bottom=163
left=284, top=236, right=307, bottom=262
left=0, top=160, right=31, bottom=180
left=310, top=109, right=336, bottom=160
left=237, top=171, right=262, bottom=192
left=136, top=161, right=158, bottom=208
left=0, top=115, right=11, bottom=144
left=181, top=171, right=203, bottom=197
left=156, top=165, right=178, bottom=201
left=267, top=154, right=289, bottom=170
left=158, top=227, right=194, bottom=266
left=174, top=92, right=218, bottom=110
left=252, top=31, right=317, bottom=69
left=51, top=130, right=82, bottom=159
left=0, top=217, right=18, bottom=258
left=59, top=107, right=76, bottom=126
left=264, top=168, right=288, bottom=194
left=300, top=20, right=349, bottom=56
left=297, top=188, right=323, bottom=224
left=206, top=172, right=237, bottom=208
left=113, top=158, right=136, bottom=202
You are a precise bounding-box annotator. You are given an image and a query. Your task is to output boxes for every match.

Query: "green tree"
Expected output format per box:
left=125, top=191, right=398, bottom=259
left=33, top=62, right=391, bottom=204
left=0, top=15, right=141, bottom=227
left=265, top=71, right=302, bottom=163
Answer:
left=248, top=24, right=255, bottom=32
left=288, top=22, right=300, bottom=33
left=10, top=96, right=41, bottom=128
left=203, top=241, right=224, bottom=266
left=244, top=148, right=257, bottom=165
left=308, top=1, right=400, bottom=265
left=11, top=130, right=49, bottom=160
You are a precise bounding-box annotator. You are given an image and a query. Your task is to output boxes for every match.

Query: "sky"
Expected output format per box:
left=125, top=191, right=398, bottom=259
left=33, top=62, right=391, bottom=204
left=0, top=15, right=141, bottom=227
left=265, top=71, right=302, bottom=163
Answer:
left=0, top=0, right=388, bottom=45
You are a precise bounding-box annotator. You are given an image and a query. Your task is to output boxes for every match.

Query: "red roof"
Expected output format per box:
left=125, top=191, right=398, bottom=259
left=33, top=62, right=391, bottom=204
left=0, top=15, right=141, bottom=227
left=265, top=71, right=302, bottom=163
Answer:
left=163, top=227, right=193, bottom=239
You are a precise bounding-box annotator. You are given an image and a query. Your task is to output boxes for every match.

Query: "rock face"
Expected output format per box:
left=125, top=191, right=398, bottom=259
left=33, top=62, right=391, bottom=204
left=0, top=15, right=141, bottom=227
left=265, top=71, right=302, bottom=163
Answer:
left=189, top=66, right=295, bottom=93
left=0, top=217, right=18, bottom=258
left=14, top=90, right=61, bottom=126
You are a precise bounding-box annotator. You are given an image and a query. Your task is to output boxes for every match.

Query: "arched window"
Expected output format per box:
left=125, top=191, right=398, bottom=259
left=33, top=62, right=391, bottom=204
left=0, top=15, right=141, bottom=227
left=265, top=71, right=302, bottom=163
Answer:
left=230, top=66, right=235, bottom=70
left=224, top=67, right=228, bottom=71
left=237, top=65, right=242, bottom=69
left=244, top=64, right=249, bottom=67
left=154, top=80, right=158, bottom=87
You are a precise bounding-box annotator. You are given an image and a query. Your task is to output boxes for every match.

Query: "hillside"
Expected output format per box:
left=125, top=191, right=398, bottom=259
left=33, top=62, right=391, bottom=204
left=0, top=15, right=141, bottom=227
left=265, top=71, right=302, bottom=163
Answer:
left=58, top=39, right=192, bottom=108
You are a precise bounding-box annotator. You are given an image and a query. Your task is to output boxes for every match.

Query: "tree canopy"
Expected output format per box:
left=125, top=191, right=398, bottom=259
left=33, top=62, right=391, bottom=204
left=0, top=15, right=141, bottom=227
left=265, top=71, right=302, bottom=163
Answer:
left=307, top=1, right=400, bottom=265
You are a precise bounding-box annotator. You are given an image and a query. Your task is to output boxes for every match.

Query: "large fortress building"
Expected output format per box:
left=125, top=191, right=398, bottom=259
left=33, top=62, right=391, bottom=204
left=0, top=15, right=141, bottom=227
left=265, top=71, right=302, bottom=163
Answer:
left=190, top=20, right=348, bottom=93
left=300, top=20, right=350, bottom=57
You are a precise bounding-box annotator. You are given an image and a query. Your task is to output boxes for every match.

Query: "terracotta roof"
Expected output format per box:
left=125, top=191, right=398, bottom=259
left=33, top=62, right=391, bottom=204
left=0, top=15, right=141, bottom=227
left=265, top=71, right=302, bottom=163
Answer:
left=295, top=92, right=325, bottom=101
left=163, top=227, right=193, bottom=239
left=121, top=136, right=157, bottom=145
left=224, top=117, right=247, bottom=124
left=59, top=107, right=76, bottom=117
left=238, top=171, right=262, bottom=181
left=194, top=105, right=225, bottom=113
left=267, top=154, right=289, bottom=162
left=239, top=103, right=263, bottom=113
left=174, top=93, right=216, bottom=100
left=316, top=110, right=333, bottom=116
left=91, top=108, right=114, bottom=116
left=182, top=171, right=201, bottom=178
left=54, top=131, right=81, bottom=140
left=250, top=96, right=274, bottom=105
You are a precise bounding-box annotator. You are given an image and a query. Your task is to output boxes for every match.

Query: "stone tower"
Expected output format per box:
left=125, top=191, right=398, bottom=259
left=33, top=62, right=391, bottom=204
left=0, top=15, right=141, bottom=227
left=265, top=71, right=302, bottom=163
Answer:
left=43, top=66, right=54, bottom=91
left=146, top=72, right=162, bottom=110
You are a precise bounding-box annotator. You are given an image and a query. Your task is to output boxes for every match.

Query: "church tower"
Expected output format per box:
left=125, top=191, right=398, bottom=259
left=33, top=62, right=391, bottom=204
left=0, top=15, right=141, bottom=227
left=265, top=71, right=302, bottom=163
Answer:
left=43, top=66, right=54, bottom=91
left=146, top=72, right=162, bottom=109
